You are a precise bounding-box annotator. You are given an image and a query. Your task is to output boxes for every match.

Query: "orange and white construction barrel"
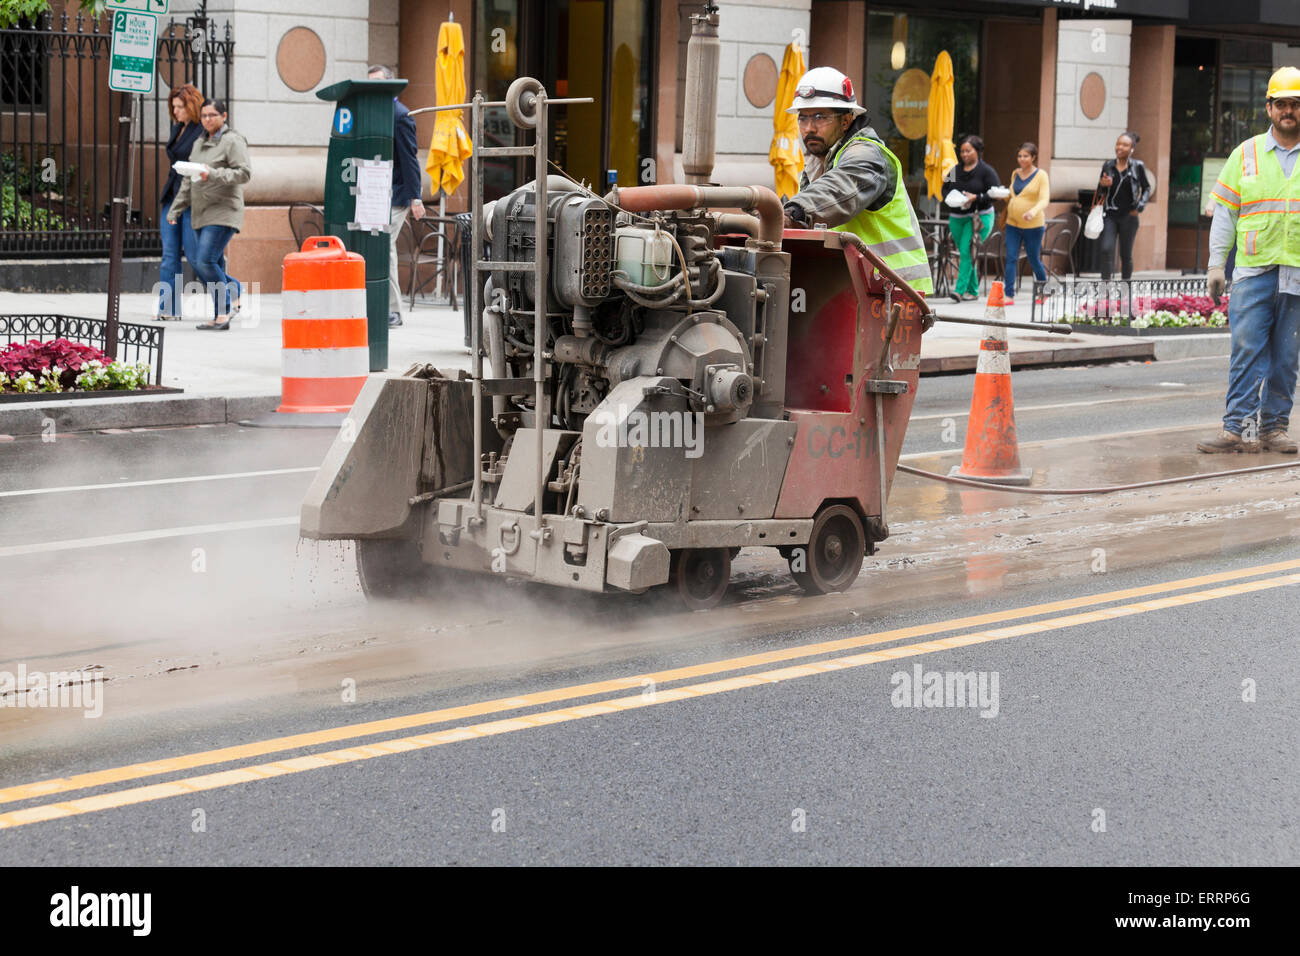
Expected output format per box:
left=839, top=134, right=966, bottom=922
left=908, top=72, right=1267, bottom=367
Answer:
left=244, top=236, right=369, bottom=428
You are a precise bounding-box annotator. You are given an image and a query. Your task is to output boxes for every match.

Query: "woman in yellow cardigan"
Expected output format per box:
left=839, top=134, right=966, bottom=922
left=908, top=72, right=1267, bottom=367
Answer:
left=1003, top=142, right=1050, bottom=305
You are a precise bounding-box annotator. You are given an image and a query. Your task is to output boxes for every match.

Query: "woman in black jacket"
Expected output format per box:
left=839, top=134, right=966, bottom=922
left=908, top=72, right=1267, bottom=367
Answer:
left=1097, top=131, right=1151, bottom=281
left=158, top=84, right=205, bottom=320
left=942, top=135, right=1001, bottom=301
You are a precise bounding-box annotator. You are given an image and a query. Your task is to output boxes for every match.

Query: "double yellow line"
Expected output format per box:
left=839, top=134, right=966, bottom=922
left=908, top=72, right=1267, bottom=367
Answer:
left=3, top=558, right=1298, bottom=831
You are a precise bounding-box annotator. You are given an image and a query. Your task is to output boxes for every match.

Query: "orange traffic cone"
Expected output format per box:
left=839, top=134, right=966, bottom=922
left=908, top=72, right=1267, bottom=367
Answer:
left=949, top=282, right=1032, bottom=485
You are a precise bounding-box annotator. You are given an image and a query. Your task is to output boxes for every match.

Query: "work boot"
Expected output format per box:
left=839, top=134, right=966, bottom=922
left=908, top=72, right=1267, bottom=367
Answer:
left=1260, top=429, right=1298, bottom=454
left=1196, top=429, right=1260, bottom=454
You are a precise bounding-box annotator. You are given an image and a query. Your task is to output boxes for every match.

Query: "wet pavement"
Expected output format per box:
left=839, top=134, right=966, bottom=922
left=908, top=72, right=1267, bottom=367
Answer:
left=1, top=355, right=1298, bottom=865
left=1, top=393, right=1296, bottom=753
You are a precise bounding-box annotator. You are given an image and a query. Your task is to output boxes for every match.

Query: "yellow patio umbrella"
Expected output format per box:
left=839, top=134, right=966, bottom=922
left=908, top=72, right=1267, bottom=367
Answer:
left=769, top=41, right=805, bottom=202
left=923, top=50, right=957, bottom=200
left=426, top=19, right=473, bottom=196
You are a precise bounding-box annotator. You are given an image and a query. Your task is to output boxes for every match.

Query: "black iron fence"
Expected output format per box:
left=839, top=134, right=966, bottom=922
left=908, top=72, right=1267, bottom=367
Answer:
left=1031, top=277, right=1226, bottom=328
left=0, top=314, right=164, bottom=384
left=1, top=9, right=233, bottom=258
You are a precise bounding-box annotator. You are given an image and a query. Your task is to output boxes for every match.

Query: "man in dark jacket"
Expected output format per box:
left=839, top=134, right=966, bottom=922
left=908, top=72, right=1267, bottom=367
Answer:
left=369, top=65, right=425, bottom=328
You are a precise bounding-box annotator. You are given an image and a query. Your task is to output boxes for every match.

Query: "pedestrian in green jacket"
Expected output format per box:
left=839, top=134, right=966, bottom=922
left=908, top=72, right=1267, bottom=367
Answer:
left=168, top=100, right=250, bottom=329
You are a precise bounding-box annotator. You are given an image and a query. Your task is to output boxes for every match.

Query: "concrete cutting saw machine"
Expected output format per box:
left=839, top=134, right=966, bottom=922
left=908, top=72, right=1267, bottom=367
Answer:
left=299, top=13, right=934, bottom=609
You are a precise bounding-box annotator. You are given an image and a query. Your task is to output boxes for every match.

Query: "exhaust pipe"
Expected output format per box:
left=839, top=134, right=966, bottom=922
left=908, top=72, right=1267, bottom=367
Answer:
left=613, top=184, right=784, bottom=246
left=682, top=8, right=720, bottom=185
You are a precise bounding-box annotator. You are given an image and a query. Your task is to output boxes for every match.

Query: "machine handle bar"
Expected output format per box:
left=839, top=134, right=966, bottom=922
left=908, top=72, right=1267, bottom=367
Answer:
left=930, top=314, right=1074, bottom=335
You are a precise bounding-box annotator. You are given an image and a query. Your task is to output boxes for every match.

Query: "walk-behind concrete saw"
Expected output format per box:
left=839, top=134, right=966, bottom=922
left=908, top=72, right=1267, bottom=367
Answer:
left=298, top=13, right=1051, bottom=609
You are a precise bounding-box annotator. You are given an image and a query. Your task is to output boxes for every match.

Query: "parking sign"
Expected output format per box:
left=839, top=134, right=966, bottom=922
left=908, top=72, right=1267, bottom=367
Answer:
left=109, top=10, right=158, bottom=94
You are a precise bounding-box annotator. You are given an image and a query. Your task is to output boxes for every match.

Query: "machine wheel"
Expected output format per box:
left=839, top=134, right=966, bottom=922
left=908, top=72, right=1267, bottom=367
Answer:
left=788, top=505, right=865, bottom=595
left=355, top=538, right=438, bottom=600
left=505, top=76, right=544, bottom=129
left=672, top=548, right=731, bottom=611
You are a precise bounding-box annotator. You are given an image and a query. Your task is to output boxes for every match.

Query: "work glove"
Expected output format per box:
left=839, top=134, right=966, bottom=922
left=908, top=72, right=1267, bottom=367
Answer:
left=1208, top=266, right=1226, bottom=305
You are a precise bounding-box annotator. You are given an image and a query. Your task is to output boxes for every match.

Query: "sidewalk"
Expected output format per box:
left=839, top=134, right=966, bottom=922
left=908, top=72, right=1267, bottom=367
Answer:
left=0, top=290, right=472, bottom=437
left=0, top=282, right=1228, bottom=436
left=0, top=290, right=472, bottom=396
left=922, top=291, right=1228, bottom=373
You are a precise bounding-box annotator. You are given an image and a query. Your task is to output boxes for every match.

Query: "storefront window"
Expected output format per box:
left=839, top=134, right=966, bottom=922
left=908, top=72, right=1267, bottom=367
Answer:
left=1168, top=36, right=1215, bottom=227
left=864, top=11, right=980, bottom=208
left=554, top=0, right=607, bottom=190
left=475, top=0, right=522, bottom=202
left=473, top=0, right=652, bottom=200
left=1168, top=36, right=1283, bottom=234
left=1220, top=65, right=1274, bottom=152
left=608, top=0, right=654, bottom=188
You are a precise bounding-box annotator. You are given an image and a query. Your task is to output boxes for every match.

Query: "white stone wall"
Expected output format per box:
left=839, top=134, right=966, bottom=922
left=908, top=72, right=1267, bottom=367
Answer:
left=716, top=0, right=812, bottom=156
left=204, top=0, right=371, bottom=148
left=368, top=0, right=399, bottom=74
left=1054, top=17, right=1130, bottom=161
left=677, top=0, right=811, bottom=186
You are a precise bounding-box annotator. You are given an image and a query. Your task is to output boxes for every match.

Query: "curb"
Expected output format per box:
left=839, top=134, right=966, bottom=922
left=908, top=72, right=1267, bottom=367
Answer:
left=919, top=332, right=1229, bottom=375
left=0, top=394, right=280, bottom=438
left=921, top=341, right=1154, bottom=374
left=1149, top=333, right=1233, bottom=362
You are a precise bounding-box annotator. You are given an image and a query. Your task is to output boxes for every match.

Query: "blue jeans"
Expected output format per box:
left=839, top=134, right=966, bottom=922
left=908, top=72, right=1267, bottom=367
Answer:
left=159, top=201, right=198, bottom=316
left=193, top=224, right=241, bottom=318
left=1223, top=270, right=1300, bottom=435
left=1004, top=224, right=1046, bottom=294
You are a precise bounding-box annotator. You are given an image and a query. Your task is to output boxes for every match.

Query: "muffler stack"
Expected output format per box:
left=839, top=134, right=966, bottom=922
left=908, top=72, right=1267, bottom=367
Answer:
left=682, top=9, right=720, bottom=185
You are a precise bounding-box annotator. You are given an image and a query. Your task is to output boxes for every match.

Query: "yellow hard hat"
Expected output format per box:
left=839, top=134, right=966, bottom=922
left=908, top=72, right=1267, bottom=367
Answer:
left=1267, top=67, right=1300, bottom=99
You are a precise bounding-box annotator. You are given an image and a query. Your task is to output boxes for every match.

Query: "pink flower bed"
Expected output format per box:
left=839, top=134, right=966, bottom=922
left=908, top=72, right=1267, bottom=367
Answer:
left=0, top=339, right=109, bottom=390
left=1075, top=292, right=1229, bottom=322
left=1138, top=294, right=1226, bottom=317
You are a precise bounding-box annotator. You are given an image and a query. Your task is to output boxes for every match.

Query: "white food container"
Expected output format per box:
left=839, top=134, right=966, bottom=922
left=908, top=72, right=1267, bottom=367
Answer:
left=173, top=161, right=207, bottom=181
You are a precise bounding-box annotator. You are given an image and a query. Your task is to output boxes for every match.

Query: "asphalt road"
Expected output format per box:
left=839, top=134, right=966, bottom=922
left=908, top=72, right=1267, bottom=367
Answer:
left=1, top=541, right=1295, bottom=865
left=902, top=353, right=1231, bottom=455
left=1, top=355, right=1296, bottom=865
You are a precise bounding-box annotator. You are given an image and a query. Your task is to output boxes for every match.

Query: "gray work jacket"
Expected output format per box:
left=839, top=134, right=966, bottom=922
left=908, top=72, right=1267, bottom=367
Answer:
left=783, top=117, right=896, bottom=228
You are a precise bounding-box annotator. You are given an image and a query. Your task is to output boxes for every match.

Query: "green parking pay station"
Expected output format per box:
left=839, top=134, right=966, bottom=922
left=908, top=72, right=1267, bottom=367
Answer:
left=316, top=78, right=407, bottom=371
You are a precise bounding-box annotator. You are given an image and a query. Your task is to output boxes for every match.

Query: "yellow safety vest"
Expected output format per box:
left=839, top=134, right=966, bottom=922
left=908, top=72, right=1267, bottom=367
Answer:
left=1210, top=133, right=1300, bottom=268
left=829, top=132, right=934, bottom=294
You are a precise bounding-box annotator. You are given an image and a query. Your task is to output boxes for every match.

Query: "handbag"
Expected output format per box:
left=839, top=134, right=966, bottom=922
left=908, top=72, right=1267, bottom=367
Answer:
left=1084, top=189, right=1105, bottom=240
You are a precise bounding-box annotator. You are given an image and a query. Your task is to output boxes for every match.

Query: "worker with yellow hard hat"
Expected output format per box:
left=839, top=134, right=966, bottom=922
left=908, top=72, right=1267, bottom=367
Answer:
left=1199, top=66, right=1300, bottom=455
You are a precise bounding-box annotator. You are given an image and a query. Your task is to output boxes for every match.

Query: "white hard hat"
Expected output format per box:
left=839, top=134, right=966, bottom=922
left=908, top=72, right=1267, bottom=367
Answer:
left=786, top=67, right=867, bottom=116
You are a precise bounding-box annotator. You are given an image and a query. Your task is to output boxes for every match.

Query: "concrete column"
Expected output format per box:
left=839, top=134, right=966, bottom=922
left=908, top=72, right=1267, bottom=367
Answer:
left=810, top=0, right=865, bottom=102
left=981, top=18, right=1044, bottom=187
left=370, top=0, right=399, bottom=74
left=399, top=0, right=471, bottom=212
left=1129, top=24, right=1175, bottom=272
left=1037, top=8, right=1056, bottom=175
left=655, top=0, right=681, bottom=186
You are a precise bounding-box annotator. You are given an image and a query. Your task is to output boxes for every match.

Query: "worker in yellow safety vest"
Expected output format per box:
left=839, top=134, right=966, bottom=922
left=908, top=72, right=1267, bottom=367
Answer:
left=1199, top=66, right=1300, bottom=455
left=780, top=67, right=933, bottom=295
